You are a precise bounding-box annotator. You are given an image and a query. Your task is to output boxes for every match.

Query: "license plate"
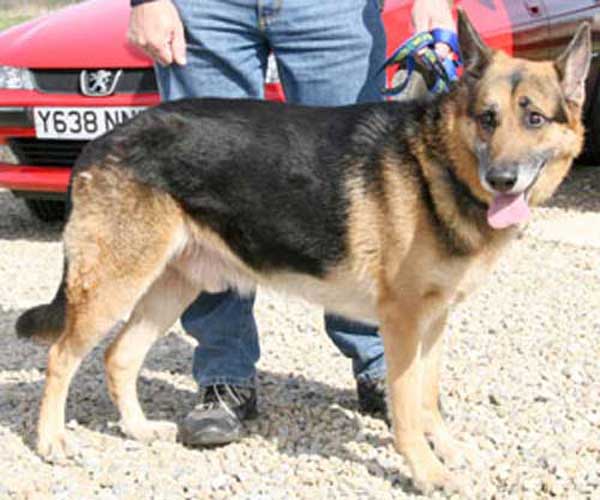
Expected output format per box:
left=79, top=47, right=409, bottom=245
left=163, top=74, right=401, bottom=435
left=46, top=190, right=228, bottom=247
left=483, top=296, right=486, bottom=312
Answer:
left=34, top=106, right=146, bottom=140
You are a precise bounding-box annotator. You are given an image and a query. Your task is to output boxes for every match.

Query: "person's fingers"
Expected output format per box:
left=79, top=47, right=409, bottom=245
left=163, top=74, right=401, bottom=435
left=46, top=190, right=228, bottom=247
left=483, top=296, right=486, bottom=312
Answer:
left=126, top=23, right=144, bottom=50
left=434, top=42, right=451, bottom=60
left=127, top=0, right=183, bottom=66
left=171, top=21, right=187, bottom=66
left=128, top=26, right=170, bottom=64
left=152, top=41, right=174, bottom=66
left=411, top=0, right=430, bottom=32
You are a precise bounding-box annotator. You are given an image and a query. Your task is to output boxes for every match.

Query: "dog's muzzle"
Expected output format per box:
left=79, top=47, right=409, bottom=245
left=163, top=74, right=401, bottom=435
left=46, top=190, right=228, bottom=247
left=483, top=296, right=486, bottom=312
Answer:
left=484, top=166, right=518, bottom=193
left=476, top=151, right=548, bottom=229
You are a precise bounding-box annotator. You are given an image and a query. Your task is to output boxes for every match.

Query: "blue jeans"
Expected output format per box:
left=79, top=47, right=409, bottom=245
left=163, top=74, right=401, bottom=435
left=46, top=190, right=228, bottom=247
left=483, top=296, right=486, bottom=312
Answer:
left=156, top=0, right=387, bottom=388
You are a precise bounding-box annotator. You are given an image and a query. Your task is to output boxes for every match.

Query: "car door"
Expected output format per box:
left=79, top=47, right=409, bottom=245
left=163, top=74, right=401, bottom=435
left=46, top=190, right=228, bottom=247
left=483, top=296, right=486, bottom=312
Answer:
left=542, top=0, right=600, bottom=139
left=458, top=0, right=550, bottom=59
left=543, top=0, right=600, bottom=57
left=382, top=1, right=549, bottom=57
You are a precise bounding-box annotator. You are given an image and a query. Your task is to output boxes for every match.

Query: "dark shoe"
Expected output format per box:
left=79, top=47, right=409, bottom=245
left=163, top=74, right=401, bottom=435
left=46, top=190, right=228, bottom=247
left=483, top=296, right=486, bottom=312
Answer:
left=357, top=378, right=389, bottom=423
left=179, top=384, right=258, bottom=447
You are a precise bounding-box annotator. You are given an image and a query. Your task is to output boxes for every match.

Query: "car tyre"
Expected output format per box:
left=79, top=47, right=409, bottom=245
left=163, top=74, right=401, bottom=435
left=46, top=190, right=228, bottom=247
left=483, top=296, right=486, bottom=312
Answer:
left=24, top=199, right=66, bottom=223
left=580, top=82, right=600, bottom=164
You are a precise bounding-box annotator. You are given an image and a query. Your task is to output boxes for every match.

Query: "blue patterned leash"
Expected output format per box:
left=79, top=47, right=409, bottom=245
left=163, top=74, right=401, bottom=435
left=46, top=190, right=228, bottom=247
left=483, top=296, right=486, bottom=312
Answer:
left=380, top=28, right=462, bottom=96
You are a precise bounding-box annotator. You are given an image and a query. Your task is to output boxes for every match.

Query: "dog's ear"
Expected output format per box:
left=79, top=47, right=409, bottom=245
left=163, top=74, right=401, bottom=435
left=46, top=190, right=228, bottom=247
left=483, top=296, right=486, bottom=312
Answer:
left=554, top=22, right=592, bottom=107
left=457, top=8, right=492, bottom=79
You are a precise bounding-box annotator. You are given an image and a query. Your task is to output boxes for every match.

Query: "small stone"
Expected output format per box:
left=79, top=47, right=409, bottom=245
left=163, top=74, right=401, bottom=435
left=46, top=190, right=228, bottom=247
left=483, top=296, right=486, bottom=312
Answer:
left=489, top=394, right=502, bottom=406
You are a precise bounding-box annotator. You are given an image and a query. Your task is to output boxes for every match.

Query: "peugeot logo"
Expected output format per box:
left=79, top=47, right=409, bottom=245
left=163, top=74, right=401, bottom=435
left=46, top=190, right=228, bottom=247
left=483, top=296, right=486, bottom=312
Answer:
left=80, top=69, right=123, bottom=97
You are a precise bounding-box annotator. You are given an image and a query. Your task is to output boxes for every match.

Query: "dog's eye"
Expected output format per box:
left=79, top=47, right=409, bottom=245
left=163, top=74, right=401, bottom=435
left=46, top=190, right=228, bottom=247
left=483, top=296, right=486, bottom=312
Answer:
left=477, top=110, right=497, bottom=131
left=526, top=111, right=546, bottom=128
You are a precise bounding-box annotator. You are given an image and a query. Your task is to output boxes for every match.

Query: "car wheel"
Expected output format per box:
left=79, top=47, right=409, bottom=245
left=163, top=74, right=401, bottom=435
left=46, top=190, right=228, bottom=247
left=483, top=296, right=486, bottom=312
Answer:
left=24, top=199, right=66, bottom=223
left=581, top=83, right=600, bottom=164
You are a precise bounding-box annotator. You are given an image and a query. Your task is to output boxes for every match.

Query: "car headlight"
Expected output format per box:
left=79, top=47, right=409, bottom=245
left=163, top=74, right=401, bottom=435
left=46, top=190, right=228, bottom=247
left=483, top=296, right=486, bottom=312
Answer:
left=265, top=54, right=280, bottom=84
left=0, top=144, right=19, bottom=164
left=0, top=66, right=34, bottom=90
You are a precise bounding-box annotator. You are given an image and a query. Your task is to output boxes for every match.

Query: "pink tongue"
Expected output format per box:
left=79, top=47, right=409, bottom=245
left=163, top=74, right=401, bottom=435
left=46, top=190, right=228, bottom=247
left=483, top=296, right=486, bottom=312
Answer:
left=487, top=193, right=531, bottom=229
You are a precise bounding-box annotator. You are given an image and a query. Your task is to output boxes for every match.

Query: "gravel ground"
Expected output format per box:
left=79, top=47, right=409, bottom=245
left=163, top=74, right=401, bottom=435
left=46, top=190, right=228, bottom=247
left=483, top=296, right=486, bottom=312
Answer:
left=0, top=166, right=599, bottom=499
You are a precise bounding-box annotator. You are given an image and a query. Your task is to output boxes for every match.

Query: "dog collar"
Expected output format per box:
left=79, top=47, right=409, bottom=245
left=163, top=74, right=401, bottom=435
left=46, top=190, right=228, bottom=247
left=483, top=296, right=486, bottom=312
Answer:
left=380, top=28, right=462, bottom=96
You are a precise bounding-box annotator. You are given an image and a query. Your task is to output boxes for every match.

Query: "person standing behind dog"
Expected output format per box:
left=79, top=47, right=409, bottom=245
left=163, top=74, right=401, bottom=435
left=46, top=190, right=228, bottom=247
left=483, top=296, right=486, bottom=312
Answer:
left=128, top=0, right=455, bottom=447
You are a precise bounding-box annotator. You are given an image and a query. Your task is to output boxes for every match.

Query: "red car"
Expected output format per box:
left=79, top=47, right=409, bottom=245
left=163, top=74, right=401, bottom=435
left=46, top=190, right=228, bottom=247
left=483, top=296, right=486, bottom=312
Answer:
left=0, top=0, right=598, bottom=222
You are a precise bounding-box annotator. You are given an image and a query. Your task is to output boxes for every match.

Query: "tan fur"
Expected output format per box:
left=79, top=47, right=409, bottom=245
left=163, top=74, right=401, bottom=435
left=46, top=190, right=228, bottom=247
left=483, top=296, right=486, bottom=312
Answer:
left=32, top=20, right=588, bottom=494
left=449, top=52, right=583, bottom=208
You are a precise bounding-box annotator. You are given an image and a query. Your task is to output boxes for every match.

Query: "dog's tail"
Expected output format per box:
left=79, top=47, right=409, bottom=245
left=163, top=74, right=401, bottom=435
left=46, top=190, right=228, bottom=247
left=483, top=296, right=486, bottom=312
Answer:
left=16, top=261, right=67, bottom=344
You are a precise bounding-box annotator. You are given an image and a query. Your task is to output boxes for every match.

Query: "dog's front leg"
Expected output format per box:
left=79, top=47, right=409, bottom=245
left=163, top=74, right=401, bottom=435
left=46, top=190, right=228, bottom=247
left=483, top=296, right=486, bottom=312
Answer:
left=378, top=297, right=458, bottom=494
left=421, top=310, right=472, bottom=471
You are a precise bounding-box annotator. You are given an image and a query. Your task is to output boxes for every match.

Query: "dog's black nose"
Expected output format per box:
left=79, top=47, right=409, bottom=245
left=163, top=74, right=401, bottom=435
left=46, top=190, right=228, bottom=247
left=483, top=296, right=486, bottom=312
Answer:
left=485, top=168, right=518, bottom=193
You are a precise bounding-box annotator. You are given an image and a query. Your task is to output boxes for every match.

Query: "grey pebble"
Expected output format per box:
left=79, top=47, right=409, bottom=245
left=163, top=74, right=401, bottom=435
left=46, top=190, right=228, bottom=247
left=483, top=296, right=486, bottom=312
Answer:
left=1, top=170, right=600, bottom=498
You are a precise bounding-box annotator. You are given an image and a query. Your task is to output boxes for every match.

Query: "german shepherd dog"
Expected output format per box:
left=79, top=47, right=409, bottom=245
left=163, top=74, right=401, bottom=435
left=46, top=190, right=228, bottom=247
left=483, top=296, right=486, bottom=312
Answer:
left=16, top=11, right=590, bottom=493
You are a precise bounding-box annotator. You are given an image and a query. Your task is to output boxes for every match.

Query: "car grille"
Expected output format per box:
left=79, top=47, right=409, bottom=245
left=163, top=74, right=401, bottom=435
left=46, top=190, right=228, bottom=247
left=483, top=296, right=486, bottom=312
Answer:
left=32, top=69, right=158, bottom=94
left=9, top=138, right=87, bottom=167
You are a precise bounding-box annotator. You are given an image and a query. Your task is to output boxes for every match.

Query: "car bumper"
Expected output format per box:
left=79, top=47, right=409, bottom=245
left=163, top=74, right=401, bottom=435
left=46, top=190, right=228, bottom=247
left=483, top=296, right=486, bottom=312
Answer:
left=0, top=91, right=160, bottom=195
left=0, top=164, right=70, bottom=193
left=0, top=125, right=71, bottom=194
left=0, top=85, right=285, bottom=196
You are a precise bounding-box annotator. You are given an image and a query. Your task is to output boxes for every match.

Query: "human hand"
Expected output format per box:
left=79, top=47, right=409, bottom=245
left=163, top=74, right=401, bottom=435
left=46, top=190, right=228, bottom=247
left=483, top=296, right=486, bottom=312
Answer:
left=433, top=42, right=451, bottom=60
left=415, top=42, right=451, bottom=65
left=411, top=0, right=454, bottom=59
left=128, top=0, right=187, bottom=66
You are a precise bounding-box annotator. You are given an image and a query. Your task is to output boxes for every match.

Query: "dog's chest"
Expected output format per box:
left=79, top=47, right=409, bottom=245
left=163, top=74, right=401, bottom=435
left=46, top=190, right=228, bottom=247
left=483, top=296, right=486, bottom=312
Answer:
left=425, top=253, right=498, bottom=305
left=265, top=270, right=379, bottom=324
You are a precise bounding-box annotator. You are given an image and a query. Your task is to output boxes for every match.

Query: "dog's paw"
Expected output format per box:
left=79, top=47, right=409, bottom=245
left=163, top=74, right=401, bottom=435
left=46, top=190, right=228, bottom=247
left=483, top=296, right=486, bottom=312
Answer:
left=413, top=462, right=465, bottom=496
left=424, top=419, right=477, bottom=470
left=37, top=432, right=78, bottom=464
left=120, top=419, right=178, bottom=443
left=431, top=435, right=477, bottom=469
left=433, top=433, right=482, bottom=472
left=406, top=446, right=466, bottom=496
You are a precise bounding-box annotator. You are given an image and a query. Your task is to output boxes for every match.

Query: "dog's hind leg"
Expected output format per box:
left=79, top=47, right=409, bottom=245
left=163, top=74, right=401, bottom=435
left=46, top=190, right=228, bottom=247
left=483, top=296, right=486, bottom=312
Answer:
left=37, top=167, right=189, bottom=462
left=37, top=284, right=160, bottom=463
left=37, top=319, right=98, bottom=463
left=103, top=267, right=199, bottom=443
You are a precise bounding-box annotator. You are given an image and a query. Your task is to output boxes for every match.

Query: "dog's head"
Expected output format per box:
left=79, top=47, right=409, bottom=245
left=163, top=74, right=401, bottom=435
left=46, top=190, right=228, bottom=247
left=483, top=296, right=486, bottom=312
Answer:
left=451, top=10, right=591, bottom=230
